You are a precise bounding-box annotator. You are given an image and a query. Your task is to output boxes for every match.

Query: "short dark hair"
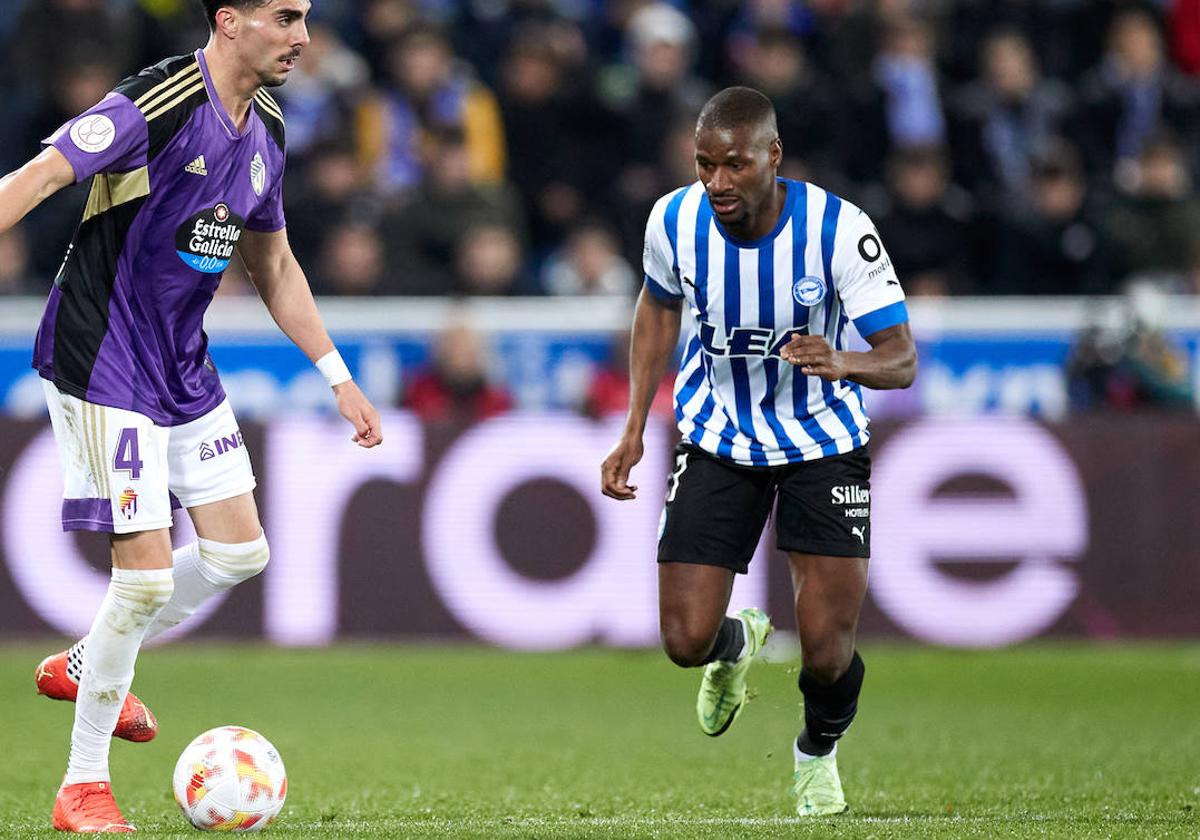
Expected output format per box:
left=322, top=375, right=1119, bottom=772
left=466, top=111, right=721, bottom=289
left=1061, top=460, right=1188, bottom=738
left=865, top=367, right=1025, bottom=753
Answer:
left=696, top=86, right=778, bottom=138
left=199, top=0, right=272, bottom=28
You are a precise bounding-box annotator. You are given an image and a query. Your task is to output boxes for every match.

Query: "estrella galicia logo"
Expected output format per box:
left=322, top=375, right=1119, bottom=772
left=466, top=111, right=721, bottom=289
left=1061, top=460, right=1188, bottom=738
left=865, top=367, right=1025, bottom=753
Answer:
left=175, top=203, right=245, bottom=273
left=793, top=275, right=826, bottom=307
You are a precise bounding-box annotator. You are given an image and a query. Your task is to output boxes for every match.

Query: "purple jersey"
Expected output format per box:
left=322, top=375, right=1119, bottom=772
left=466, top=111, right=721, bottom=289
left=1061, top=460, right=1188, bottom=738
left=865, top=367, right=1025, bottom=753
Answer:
left=33, top=50, right=287, bottom=425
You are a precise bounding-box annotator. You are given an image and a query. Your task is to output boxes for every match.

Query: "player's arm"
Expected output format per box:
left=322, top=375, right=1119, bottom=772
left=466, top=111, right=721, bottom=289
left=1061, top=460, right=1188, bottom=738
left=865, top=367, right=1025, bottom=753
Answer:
left=781, top=322, right=916, bottom=389
left=600, top=287, right=682, bottom=500
left=782, top=207, right=917, bottom=389
left=237, top=228, right=383, bottom=448
left=0, top=147, right=76, bottom=235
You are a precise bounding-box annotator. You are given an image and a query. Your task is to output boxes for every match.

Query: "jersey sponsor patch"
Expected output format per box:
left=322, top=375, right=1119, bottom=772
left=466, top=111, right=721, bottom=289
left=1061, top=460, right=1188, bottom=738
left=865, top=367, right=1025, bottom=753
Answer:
left=857, top=232, right=882, bottom=262
left=175, top=203, right=245, bottom=273
left=698, top=321, right=805, bottom=358
left=792, top=275, right=826, bottom=307
left=70, top=114, right=116, bottom=153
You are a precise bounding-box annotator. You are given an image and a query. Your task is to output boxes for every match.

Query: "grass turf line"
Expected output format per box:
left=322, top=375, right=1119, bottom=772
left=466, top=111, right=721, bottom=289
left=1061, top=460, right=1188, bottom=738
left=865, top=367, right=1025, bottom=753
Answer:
left=0, top=643, right=1197, bottom=838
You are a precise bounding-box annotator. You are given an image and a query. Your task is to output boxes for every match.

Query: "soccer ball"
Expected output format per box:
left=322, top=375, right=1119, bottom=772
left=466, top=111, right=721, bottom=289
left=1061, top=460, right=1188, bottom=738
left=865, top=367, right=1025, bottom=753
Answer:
left=173, top=725, right=287, bottom=832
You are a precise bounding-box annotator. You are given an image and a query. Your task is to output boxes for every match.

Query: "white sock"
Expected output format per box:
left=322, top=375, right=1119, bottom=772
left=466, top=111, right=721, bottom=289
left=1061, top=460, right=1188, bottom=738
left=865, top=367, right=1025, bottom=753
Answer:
left=66, top=544, right=213, bottom=660
left=64, top=568, right=173, bottom=784
left=142, top=533, right=268, bottom=642
left=794, top=739, right=837, bottom=763
left=71, top=534, right=270, bottom=652
left=141, top=542, right=221, bottom=642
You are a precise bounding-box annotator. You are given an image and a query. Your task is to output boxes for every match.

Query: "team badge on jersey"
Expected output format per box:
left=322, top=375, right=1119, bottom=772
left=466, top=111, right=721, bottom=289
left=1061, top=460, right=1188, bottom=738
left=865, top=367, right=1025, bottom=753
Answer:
left=792, top=275, right=827, bottom=307
left=250, top=152, right=266, bottom=196
left=70, top=114, right=116, bottom=154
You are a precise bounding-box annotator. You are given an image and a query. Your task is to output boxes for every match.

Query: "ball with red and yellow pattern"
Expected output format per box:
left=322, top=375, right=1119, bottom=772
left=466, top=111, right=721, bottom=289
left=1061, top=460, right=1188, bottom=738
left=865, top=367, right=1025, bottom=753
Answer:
left=172, top=725, right=288, bottom=832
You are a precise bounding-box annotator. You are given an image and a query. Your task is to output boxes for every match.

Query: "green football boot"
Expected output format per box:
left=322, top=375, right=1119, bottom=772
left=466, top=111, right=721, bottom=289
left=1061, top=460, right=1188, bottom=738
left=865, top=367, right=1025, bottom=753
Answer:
left=696, top=607, right=773, bottom=736
left=791, top=748, right=849, bottom=816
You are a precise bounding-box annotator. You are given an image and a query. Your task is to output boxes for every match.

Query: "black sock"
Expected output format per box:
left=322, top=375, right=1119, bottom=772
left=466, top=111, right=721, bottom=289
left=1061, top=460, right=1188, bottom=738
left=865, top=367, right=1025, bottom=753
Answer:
left=701, top=616, right=745, bottom=665
left=797, top=651, right=865, bottom=756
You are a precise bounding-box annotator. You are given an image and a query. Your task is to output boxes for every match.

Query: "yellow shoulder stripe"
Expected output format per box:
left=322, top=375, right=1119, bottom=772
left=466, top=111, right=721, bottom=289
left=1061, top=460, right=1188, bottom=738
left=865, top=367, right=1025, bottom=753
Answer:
left=82, top=167, right=151, bottom=223
left=254, top=91, right=284, bottom=122
left=143, top=79, right=206, bottom=122
left=134, top=63, right=200, bottom=111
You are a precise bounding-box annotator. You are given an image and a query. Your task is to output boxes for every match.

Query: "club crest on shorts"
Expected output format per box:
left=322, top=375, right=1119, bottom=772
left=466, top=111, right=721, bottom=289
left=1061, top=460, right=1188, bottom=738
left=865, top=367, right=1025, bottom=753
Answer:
left=793, top=275, right=826, bottom=307
left=119, top=487, right=138, bottom=520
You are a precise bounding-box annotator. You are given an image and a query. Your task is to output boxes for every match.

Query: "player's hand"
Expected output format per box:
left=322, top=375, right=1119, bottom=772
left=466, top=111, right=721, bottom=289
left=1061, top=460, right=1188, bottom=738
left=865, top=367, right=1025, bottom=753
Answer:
left=333, top=381, right=383, bottom=448
left=780, top=334, right=849, bottom=381
left=601, top=435, right=644, bottom=500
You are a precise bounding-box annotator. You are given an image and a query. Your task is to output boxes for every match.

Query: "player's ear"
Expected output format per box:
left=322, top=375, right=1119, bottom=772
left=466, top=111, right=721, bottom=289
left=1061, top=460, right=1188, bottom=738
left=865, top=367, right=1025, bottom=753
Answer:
left=769, top=136, right=783, bottom=169
left=215, top=6, right=239, bottom=37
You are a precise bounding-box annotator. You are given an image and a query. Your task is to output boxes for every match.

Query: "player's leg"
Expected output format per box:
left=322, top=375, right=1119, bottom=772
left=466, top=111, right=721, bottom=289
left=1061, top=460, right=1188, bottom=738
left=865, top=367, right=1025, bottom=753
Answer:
left=787, top=551, right=868, bottom=814
left=656, top=445, right=775, bottom=735
left=37, top=382, right=177, bottom=830
left=65, top=530, right=175, bottom=781
left=140, top=399, right=266, bottom=642
left=789, top=553, right=869, bottom=754
left=54, top=529, right=176, bottom=833
left=39, top=397, right=259, bottom=732
left=141, top=492, right=268, bottom=641
left=658, top=562, right=735, bottom=667
left=776, top=446, right=872, bottom=815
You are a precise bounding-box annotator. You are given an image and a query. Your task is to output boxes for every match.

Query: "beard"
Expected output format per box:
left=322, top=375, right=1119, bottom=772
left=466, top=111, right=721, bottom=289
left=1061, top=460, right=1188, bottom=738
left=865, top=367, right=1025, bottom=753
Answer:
left=257, top=71, right=288, bottom=88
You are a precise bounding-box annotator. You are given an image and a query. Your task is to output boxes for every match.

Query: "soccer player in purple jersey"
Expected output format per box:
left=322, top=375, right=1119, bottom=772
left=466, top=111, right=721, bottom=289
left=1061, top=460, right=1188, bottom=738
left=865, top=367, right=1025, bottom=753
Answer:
left=0, top=0, right=381, bottom=831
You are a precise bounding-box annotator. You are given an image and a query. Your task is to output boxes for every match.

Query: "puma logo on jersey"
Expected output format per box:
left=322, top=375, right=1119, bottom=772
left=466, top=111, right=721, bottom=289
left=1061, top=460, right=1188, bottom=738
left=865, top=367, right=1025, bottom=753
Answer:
left=850, top=526, right=866, bottom=544
left=184, top=155, right=208, bottom=176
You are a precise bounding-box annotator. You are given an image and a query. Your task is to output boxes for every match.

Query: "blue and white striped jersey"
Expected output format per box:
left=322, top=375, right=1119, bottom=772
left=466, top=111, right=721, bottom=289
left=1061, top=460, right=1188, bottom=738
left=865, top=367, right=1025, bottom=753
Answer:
left=643, top=178, right=908, bottom=466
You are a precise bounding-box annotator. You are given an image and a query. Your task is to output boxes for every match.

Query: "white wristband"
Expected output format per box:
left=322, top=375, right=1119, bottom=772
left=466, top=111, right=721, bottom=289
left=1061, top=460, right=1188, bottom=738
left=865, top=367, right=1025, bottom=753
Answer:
left=316, top=349, right=352, bottom=387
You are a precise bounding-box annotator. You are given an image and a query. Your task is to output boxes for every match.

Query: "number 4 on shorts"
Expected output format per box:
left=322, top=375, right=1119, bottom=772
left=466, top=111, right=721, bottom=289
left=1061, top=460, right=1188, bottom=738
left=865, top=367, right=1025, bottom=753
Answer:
left=114, top=427, right=144, bottom=480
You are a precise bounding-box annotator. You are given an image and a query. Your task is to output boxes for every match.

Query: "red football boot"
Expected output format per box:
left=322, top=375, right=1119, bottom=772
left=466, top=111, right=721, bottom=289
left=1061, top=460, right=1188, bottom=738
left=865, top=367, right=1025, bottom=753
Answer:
left=53, top=781, right=136, bottom=833
left=36, top=650, right=158, bottom=743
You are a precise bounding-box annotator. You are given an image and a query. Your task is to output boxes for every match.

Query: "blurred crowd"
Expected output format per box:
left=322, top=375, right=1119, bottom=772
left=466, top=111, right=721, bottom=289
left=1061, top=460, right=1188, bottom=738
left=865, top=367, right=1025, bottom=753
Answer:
left=2, top=0, right=1200, bottom=305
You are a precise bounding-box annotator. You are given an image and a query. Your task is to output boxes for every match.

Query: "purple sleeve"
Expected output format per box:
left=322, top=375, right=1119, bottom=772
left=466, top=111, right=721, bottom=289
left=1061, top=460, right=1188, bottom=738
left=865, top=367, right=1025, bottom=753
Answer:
left=44, top=93, right=149, bottom=183
left=246, top=157, right=286, bottom=233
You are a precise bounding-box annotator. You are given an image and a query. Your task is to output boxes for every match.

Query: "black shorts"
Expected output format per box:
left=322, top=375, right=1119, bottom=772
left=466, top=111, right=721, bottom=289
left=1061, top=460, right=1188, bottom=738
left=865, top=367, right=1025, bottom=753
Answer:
left=657, top=442, right=871, bottom=573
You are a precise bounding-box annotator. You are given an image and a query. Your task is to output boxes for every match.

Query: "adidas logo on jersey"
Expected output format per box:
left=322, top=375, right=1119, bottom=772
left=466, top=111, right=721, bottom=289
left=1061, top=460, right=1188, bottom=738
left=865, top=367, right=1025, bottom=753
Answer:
left=185, top=155, right=208, bottom=176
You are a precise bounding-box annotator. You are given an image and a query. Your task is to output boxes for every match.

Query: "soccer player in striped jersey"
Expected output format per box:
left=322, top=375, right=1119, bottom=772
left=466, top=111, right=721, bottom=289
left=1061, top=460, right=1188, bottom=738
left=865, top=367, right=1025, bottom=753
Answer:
left=0, top=0, right=383, bottom=831
left=602, top=87, right=916, bottom=816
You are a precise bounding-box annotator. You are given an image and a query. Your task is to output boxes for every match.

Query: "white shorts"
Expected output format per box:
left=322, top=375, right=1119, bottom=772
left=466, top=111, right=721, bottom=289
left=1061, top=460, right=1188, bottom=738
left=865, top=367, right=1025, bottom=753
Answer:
left=42, top=379, right=257, bottom=534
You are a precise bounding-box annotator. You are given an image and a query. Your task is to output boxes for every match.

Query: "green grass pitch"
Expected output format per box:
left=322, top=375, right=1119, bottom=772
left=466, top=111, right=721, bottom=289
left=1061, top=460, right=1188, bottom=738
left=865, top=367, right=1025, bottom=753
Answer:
left=0, top=642, right=1197, bottom=838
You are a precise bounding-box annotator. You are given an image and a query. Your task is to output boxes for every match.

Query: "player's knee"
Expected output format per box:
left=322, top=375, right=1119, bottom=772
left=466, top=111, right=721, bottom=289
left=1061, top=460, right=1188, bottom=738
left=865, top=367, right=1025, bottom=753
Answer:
left=197, top=531, right=270, bottom=588
left=801, top=645, right=853, bottom=686
left=660, top=620, right=718, bottom=668
left=109, top=568, right=175, bottom=625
